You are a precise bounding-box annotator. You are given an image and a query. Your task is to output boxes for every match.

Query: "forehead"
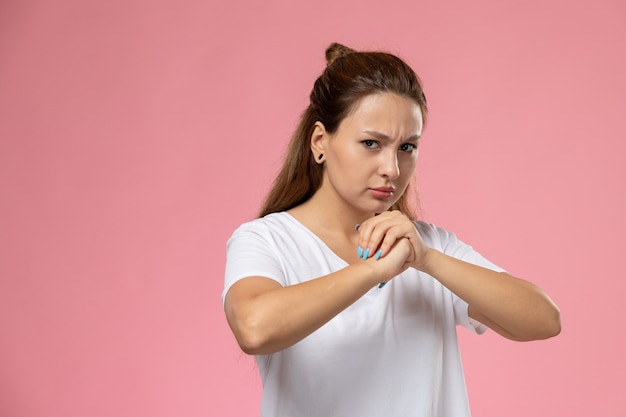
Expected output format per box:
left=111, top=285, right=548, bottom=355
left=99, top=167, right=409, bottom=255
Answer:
left=340, top=93, right=423, bottom=137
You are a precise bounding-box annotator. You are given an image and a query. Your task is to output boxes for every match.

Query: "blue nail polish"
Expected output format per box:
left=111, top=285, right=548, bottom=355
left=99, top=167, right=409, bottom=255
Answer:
left=378, top=282, right=387, bottom=288
left=375, top=250, right=382, bottom=260
left=363, top=248, right=370, bottom=260
left=357, top=246, right=363, bottom=258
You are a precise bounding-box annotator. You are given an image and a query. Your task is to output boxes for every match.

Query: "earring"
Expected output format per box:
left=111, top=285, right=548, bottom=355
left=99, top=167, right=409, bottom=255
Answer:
left=317, top=153, right=324, bottom=163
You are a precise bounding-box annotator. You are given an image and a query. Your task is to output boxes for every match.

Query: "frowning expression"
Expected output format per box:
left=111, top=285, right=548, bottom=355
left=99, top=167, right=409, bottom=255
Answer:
left=312, top=92, right=423, bottom=216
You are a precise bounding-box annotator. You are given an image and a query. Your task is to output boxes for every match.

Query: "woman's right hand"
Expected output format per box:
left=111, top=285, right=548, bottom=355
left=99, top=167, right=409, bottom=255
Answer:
left=225, top=212, right=425, bottom=355
left=356, top=211, right=431, bottom=284
left=365, top=237, right=413, bottom=283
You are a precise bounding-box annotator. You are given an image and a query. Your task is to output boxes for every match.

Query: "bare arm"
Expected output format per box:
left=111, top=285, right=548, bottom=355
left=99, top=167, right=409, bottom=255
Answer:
left=357, top=211, right=561, bottom=342
left=418, top=250, right=561, bottom=341
left=224, top=238, right=412, bottom=355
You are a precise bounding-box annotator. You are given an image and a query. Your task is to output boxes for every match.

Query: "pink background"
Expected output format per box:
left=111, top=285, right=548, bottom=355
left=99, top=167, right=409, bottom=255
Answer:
left=1, top=0, right=625, bottom=416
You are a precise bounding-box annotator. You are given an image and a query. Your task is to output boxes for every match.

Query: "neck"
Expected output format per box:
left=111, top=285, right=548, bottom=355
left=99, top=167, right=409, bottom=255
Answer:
left=289, top=187, right=376, bottom=238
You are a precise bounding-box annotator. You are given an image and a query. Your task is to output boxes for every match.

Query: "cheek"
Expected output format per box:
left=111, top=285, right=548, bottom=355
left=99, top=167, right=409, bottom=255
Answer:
left=333, top=148, right=363, bottom=172
left=399, top=156, right=417, bottom=175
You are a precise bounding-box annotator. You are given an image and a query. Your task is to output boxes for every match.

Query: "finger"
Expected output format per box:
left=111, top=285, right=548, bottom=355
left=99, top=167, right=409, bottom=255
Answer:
left=358, top=216, right=407, bottom=260
left=357, top=218, right=386, bottom=259
left=356, top=217, right=379, bottom=259
left=372, top=237, right=413, bottom=284
left=375, top=228, right=404, bottom=260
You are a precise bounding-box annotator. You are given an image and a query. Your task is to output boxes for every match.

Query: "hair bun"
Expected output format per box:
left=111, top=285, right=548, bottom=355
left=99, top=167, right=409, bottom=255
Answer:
left=325, top=43, right=357, bottom=66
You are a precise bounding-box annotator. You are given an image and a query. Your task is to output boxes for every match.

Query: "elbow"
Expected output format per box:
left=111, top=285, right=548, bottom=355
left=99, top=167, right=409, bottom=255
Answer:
left=504, top=301, right=561, bottom=342
left=544, top=304, right=562, bottom=338
left=539, top=297, right=562, bottom=339
left=525, top=302, right=562, bottom=341
left=225, top=298, right=274, bottom=355
left=236, top=330, right=267, bottom=356
left=230, top=314, right=274, bottom=355
left=526, top=292, right=562, bottom=341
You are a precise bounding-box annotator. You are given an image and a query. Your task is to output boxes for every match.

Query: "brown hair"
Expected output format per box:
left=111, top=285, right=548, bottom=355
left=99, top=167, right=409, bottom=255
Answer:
left=258, top=43, right=428, bottom=219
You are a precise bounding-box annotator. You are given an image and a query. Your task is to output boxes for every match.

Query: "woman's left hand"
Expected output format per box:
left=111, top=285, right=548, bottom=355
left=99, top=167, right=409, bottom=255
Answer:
left=358, top=210, right=561, bottom=341
left=356, top=210, right=430, bottom=269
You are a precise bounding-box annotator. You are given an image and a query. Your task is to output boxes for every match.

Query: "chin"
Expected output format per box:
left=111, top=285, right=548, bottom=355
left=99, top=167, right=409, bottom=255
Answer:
left=368, top=202, right=394, bottom=215
left=348, top=198, right=394, bottom=216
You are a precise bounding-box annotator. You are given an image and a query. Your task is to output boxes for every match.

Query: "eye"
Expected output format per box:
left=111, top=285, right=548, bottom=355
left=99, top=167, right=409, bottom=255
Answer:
left=399, top=143, right=417, bottom=153
left=361, top=139, right=380, bottom=149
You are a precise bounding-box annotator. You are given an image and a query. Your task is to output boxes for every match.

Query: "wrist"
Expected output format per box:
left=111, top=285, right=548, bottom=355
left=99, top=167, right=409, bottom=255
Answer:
left=348, top=261, right=384, bottom=288
left=414, top=247, right=440, bottom=274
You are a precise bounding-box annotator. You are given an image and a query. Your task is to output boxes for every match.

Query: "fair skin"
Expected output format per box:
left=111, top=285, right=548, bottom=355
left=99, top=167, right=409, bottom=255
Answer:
left=225, top=92, right=561, bottom=355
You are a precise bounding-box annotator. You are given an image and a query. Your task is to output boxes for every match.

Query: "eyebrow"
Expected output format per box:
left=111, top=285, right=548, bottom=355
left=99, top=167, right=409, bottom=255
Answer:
left=363, top=130, right=421, bottom=142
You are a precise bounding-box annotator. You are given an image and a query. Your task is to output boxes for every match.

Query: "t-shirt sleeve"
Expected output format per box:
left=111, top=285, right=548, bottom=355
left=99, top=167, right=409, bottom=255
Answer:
left=222, top=221, right=286, bottom=303
left=416, top=222, right=506, bottom=334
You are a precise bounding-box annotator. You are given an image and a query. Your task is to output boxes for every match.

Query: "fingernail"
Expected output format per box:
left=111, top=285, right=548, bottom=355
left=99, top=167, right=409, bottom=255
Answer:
left=375, top=250, right=382, bottom=260
left=378, top=282, right=387, bottom=288
left=363, top=248, right=370, bottom=260
left=357, top=246, right=363, bottom=258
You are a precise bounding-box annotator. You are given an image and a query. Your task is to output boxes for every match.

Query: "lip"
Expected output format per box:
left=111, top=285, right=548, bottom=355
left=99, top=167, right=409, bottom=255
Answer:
left=371, top=186, right=395, bottom=192
left=369, top=186, right=395, bottom=199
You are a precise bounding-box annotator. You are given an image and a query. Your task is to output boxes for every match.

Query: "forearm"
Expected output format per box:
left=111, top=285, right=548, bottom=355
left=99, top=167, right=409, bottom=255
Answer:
left=418, top=249, right=561, bottom=341
left=226, top=262, right=382, bottom=355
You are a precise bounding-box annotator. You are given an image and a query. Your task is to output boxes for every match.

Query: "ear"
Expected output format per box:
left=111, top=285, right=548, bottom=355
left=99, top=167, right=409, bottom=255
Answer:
left=310, top=121, right=328, bottom=160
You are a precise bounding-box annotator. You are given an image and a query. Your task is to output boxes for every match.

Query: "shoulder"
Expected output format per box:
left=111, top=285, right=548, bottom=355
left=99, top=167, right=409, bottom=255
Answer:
left=414, top=220, right=505, bottom=272
left=227, top=212, right=307, bottom=251
left=229, top=212, right=294, bottom=238
left=413, top=220, right=460, bottom=250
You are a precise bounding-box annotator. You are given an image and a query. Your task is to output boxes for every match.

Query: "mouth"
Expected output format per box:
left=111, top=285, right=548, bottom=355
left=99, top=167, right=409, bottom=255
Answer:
left=371, top=186, right=395, bottom=193
left=369, top=186, right=395, bottom=199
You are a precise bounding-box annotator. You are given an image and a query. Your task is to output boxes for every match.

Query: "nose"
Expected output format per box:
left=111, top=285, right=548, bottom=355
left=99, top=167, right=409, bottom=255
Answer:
left=379, top=150, right=400, bottom=180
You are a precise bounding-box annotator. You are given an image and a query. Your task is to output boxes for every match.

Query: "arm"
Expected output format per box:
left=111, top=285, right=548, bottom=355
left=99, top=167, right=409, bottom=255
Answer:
left=357, top=211, right=561, bottom=342
left=224, top=238, right=413, bottom=355
left=419, top=250, right=561, bottom=341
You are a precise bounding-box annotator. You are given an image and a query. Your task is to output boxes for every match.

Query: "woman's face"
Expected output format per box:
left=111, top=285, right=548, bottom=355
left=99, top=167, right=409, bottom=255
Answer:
left=316, top=92, right=423, bottom=216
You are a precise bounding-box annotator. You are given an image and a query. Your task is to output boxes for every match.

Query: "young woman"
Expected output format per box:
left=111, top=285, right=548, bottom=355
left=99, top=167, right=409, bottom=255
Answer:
left=223, top=43, right=560, bottom=417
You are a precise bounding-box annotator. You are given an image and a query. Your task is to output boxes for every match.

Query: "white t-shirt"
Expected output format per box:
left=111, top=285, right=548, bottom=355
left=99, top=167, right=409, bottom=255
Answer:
left=223, top=212, right=504, bottom=417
